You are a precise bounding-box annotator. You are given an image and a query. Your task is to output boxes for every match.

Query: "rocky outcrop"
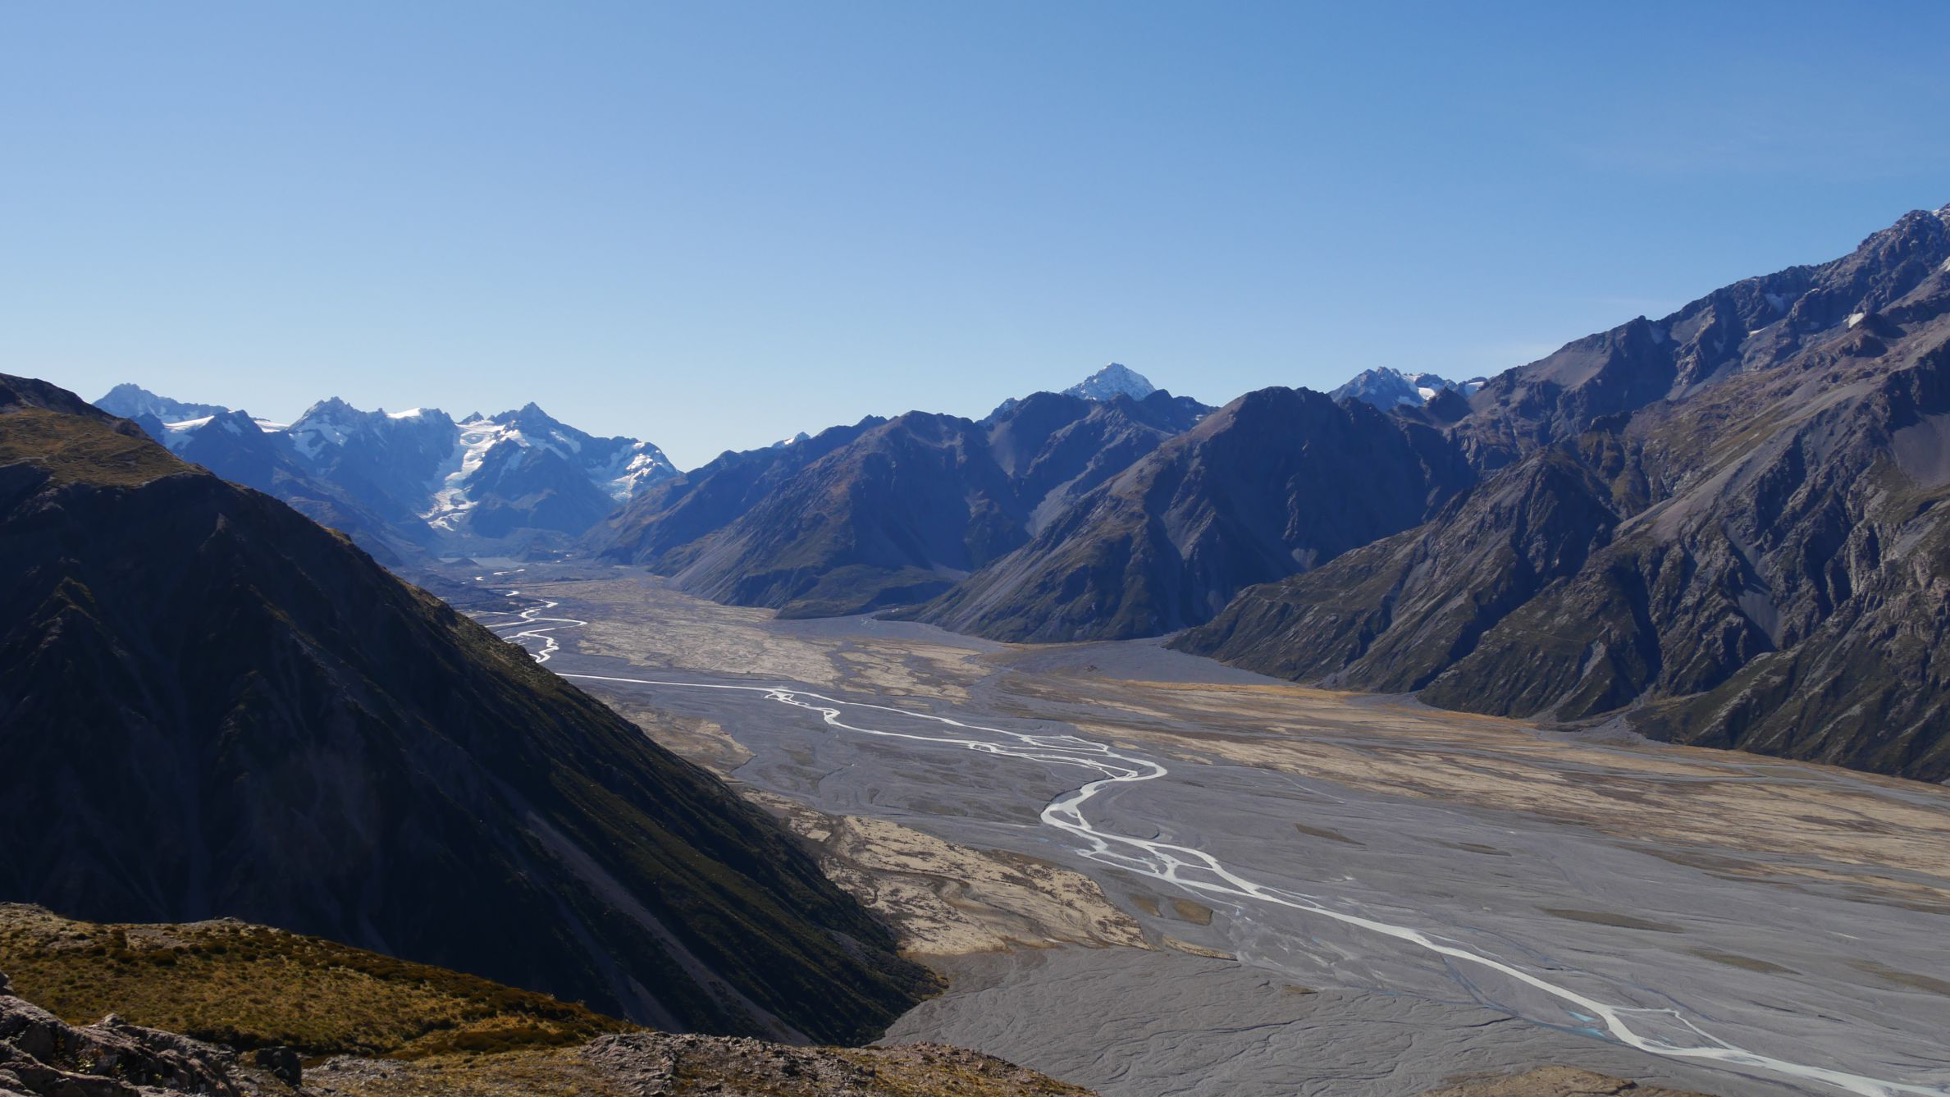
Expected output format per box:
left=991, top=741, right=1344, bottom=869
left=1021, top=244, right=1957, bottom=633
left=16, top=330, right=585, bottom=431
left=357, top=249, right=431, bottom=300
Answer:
left=1180, top=208, right=1949, bottom=780
left=0, top=975, right=241, bottom=1096
left=0, top=378, right=933, bottom=1042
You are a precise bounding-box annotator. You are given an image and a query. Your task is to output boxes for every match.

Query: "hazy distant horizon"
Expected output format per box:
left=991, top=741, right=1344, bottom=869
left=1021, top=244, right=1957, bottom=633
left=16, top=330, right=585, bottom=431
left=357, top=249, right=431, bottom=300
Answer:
left=3, top=1, right=1947, bottom=468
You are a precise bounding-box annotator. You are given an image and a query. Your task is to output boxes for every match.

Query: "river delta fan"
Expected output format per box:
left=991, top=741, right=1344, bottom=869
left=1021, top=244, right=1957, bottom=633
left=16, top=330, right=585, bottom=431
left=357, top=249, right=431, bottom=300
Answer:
left=0, top=374, right=932, bottom=1042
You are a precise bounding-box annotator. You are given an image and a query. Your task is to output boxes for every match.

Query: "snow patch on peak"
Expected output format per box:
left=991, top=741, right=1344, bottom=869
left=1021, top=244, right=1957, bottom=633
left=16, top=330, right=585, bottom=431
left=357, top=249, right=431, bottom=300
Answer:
left=1064, top=363, right=1158, bottom=402
left=1328, top=368, right=1485, bottom=412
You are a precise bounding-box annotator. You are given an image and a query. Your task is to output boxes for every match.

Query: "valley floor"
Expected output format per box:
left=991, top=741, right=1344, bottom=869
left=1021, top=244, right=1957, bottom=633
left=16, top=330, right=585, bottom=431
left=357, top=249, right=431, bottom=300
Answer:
left=453, top=563, right=1949, bottom=1098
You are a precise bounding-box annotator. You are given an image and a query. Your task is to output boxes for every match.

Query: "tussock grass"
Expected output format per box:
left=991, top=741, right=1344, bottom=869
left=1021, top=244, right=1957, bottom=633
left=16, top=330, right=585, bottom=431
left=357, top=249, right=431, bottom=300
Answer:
left=0, top=904, right=632, bottom=1057
left=0, top=408, right=185, bottom=487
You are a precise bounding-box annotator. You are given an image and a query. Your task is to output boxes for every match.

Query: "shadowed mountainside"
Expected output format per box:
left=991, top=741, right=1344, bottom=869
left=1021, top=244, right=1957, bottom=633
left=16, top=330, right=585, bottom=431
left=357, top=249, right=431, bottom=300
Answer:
left=590, top=389, right=1211, bottom=617
left=920, top=387, right=1474, bottom=641
left=0, top=376, right=933, bottom=1041
left=1179, top=208, right=1949, bottom=780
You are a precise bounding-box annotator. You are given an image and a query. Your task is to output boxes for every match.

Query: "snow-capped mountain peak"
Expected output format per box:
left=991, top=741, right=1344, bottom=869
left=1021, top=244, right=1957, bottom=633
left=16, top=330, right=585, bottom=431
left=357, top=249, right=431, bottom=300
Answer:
left=1328, top=367, right=1486, bottom=412
left=95, top=384, right=678, bottom=549
left=1064, top=363, right=1159, bottom=402
left=423, top=404, right=678, bottom=532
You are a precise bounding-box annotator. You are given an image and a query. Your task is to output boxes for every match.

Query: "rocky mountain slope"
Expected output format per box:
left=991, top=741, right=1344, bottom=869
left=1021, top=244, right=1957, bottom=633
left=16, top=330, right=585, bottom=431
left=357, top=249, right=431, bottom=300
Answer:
left=1179, top=208, right=1949, bottom=780
left=95, top=387, right=677, bottom=557
left=589, top=377, right=1212, bottom=617
left=920, top=386, right=1474, bottom=641
left=0, top=375, right=932, bottom=1040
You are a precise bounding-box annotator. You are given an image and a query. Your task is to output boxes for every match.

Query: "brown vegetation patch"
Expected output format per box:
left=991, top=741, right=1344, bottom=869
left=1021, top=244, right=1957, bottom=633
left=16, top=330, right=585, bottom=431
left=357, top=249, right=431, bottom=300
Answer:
left=1849, top=961, right=1949, bottom=995
left=0, top=905, right=628, bottom=1058
left=1687, top=949, right=1795, bottom=975
left=1295, top=823, right=1362, bottom=845
left=1169, top=899, right=1214, bottom=925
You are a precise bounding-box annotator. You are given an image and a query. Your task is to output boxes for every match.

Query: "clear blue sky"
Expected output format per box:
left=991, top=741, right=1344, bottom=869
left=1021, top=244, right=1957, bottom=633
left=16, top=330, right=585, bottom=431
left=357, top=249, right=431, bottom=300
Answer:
left=1, top=1, right=1947, bottom=468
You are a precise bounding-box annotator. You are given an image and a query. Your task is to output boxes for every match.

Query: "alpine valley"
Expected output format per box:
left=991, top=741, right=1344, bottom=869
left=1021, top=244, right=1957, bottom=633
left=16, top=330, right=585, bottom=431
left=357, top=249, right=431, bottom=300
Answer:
left=0, top=208, right=1944, bottom=1097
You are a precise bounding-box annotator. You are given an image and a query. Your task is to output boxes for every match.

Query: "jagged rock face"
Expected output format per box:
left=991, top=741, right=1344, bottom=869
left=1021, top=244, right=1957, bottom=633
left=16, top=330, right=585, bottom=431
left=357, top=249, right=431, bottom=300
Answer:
left=923, top=387, right=1475, bottom=642
left=588, top=393, right=1210, bottom=619
left=1460, top=207, right=1951, bottom=469
left=0, top=985, right=241, bottom=1096
left=0, top=377, right=932, bottom=1042
left=1180, top=208, right=1949, bottom=780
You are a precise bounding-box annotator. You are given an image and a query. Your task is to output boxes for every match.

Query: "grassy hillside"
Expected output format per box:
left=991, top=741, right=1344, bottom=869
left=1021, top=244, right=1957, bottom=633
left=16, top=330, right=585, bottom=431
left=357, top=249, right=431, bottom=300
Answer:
left=0, top=904, right=631, bottom=1057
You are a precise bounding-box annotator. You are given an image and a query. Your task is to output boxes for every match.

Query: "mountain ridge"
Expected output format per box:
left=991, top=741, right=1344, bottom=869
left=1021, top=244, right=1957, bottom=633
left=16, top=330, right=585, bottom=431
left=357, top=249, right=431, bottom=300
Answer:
left=1177, top=206, right=1949, bottom=780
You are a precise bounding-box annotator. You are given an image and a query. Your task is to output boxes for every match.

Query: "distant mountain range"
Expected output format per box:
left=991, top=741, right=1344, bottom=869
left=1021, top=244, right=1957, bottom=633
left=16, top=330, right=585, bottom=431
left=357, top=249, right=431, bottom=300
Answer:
left=586, top=372, right=1215, bottom=617
left=0, top=375, right=931, bottom=1040
left=93, top=389, right=677, bottom=557
left=64, top=209, right=1950, bottom=781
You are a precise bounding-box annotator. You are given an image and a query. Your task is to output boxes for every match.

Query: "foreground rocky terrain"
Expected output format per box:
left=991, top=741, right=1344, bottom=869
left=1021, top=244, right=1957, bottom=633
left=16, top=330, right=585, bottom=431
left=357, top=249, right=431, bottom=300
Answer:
left=0, top=908, right=1083, bottom=1097
left=0, top=970, right=245, bottom=1096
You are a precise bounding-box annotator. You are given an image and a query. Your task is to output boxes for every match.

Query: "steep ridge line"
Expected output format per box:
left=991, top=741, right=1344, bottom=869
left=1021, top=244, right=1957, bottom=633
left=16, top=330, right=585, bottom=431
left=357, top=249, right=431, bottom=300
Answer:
left=481, top=590, right=1934, bottom=1097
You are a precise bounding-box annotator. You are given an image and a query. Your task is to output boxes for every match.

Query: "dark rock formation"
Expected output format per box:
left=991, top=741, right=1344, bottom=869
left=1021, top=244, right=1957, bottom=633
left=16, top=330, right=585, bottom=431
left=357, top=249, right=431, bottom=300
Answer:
left=0, top=377, right=933, bottom=1041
